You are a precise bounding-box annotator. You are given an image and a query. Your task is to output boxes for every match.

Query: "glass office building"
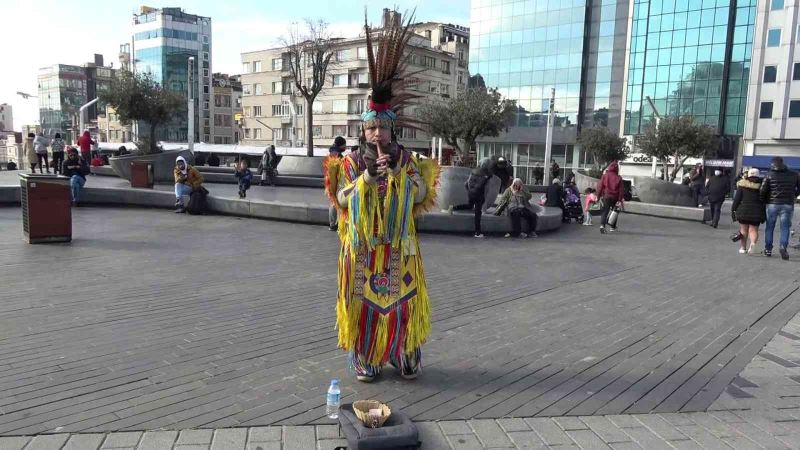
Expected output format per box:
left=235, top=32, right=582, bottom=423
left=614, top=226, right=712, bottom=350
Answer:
left=132, top=6, right=211, bottom=142
left=469, top=0, right=630, bottom=183
left=624, top=0, right=756, bottom=137
left=38, top=65, right=87, bottom=142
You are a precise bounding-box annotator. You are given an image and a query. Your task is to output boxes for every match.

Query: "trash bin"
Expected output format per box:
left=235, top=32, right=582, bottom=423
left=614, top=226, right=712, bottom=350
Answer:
left=19, top=173, right=71, bottom=244
left=130, top=161, right=154, bottom=188
left=131, top=161, right=155, bottom=189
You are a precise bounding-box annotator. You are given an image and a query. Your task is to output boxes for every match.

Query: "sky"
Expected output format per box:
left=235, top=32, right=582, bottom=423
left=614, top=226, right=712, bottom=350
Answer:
left=0, top=0, right=470, bottom=131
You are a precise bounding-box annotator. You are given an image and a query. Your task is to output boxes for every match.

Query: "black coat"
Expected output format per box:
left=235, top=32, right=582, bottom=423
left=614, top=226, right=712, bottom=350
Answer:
left=706, top=175, right=729, bottom=203
left=545, top=184, right=564, bottom=208
left=732, top=178, right=766, bottom=224
left=760, top=164, right=800, bottom=205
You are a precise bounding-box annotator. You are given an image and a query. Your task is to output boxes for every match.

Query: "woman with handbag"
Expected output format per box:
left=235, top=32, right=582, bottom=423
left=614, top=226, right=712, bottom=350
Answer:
left=731, top=168, right=766, bottom=254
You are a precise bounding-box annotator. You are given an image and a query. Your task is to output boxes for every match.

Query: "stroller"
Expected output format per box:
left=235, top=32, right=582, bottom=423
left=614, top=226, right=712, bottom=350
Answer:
left=563, top=184, right=583, bottom=223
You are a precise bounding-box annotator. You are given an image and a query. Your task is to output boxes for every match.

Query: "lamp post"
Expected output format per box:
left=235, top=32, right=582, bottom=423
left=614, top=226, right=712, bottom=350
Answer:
left=543, top=88, right=556, bottom=186
left=188, top=57, right=195, bottom=151
left=645, top=96, right=661, bottom=179
left=78, top=98, right=98, bottom=138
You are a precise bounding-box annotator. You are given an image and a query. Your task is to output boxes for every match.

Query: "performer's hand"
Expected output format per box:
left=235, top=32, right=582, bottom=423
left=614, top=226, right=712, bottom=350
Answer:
left=377, top=154, right=390, bottom=176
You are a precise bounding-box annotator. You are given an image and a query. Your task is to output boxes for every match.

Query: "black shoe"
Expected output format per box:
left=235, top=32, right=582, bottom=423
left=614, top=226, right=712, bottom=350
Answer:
left=764, top=249, right=772, bottom=257
left=243, top=191, right=247, bottom=198
left=780, top=248, right=789, bottom=260
left=329, top=225, right=337, bottom=231
left=712, top=223, right=718, bottom=229
left=600, top=227, right=606, bottom=234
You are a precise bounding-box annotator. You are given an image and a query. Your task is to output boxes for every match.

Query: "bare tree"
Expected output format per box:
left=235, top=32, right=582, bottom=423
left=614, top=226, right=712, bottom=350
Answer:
left=280, top=19, right=338, bottom=157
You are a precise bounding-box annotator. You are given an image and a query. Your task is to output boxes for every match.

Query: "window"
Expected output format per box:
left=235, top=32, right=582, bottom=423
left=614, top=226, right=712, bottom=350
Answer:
left=794, top=63, right=800, bottom=81
left=357, top=47, right=368, bottom=60
left=768, top=29, right=781, bottom=47
left=458, top=49, right=465, bottom=61
left=313, top=126, right=322, bottom=137
left=272, top=58, right=283, bottom=71
left=336, top=49, right=351, bottom=61
left=254, top=83, right=263, bottom=95
left=203, top=52, right=209, bottom=61
left=242, top=84, right=252, bottom=95
left=790, top=101, right=800, bottom=117
left=333, top=74, right=348, bottom=87
left=203, top=85, right=209, bottom=94
left=253, top=106, right=262, bottom=117
left=458, top=71, right=464, bottom=84
left=253, top=61, right=262, bottom=72
left=254, top=128, right=262, bottom=139
left=764, top=66, right=777, bottom=83
left=441, top=84, right=450, bottom=96
left=295, top=103, right=304, bottom=116
left=244, top=128, right=251, bottom=138
left=772, top=0, right=784, bottom=10
left=242, top=62, right=251, bottom=74
left=429, top=82, right=438, bottom=94
left=272, top=81, right=281, bottom=93
left=272, top=102, right=290, bottom=116
left=203, top=69, right=209, bottom=77
left=353, top=98, right=366, bottom=114
left=203, top=35, right=209, bottom=44
left=350, top=72, right=368, bottom=86
left=424, top=56, right=436, bottom=68
left=333, top=125, right=347, bottom=137
left=244, top=106, right=252, bottom=117
left=760, top=102, right=774, bottom=118
left=441, top=61, right=450, bottom=74
left=333, top=99, right=348, bottom=113
left=397, top=127, right=416, bottom=139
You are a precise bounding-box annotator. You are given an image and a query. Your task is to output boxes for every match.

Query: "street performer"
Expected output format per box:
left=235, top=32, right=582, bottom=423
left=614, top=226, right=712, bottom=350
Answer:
left=324, top=11, right=439, bottom=382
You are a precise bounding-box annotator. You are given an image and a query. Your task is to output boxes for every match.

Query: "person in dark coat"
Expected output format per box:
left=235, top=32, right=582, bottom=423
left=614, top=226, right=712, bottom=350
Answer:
left=545, top=178, right=565, bottom=209
left=62, top=148, right=89, bottom=206
left=456, top=167, right=491, bottom=237
left=705, top=169, right=729, bottom=228
left=689, top=163, right=705, bottom=207
left=759, top=156, right=800, bottom=259
left=732, top=168, right=766, bottom=255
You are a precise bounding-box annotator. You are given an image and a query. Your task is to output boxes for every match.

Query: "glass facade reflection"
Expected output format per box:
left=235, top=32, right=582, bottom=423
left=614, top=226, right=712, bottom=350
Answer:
left=470, top=0, right=629, bottom=184
left=38, top=65, right=87, bottom=142
left=624, top=0, right=756, bottom=136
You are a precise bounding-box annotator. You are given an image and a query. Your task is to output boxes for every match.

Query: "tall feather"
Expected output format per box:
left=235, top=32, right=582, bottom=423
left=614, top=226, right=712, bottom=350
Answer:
left=363, top=8, right=421, bottom=122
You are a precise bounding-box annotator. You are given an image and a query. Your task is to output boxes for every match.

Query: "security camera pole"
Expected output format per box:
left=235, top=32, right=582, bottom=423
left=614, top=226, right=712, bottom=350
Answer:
left=188, top=57, right=195, bottom=151
left=543, top=88, right=555, bottom=185
left=645, top=96, right=661, bottom=179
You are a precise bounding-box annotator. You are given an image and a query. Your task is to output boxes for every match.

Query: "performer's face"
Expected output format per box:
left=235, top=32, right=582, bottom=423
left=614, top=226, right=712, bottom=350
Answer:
left=364, top=125, right=391, bottom=149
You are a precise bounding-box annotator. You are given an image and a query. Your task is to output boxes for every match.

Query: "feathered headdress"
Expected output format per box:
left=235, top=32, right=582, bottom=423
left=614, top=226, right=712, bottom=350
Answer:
left=361, top=9, right=420, bottom=131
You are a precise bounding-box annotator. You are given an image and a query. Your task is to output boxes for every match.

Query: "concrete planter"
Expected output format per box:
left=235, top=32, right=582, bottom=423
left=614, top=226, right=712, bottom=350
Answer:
left=632, top=176, right=695, bottom=207
left=109, top=149, right=192, bottom=183
left=575, top=170, right=600, bottom=193
left=434, top=166, right=472, bottom=211
left=276, top=155, right=324, bottom=178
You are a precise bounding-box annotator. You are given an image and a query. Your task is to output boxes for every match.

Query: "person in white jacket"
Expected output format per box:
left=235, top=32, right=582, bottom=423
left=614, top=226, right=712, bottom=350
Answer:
left=32, top=132, right=51, bottom=174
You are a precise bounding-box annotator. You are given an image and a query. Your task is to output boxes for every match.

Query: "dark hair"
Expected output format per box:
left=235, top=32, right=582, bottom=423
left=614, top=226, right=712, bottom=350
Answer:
left=334, top=136, right=346, bottom=147
left=240, top=158, right=250, bottom=167
left=772, top=156, right=784, bottom=166
left=55, top=133, right=61, bottom=139
left=584, top=187, right=595, bottom=194
left=118, top=146, right=126, bottom=151
left=28, top=133, right=35, bottom=138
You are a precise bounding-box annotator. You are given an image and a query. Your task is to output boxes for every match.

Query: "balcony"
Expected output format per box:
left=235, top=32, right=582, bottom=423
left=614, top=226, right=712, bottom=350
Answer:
left=280, top=116, right=293, bottom=125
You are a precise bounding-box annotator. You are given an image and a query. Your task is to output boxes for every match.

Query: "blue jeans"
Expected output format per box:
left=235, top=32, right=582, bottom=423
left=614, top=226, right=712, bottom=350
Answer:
left=70, top=175, right=85, bottom=202
left=175, top=183, right=193, bottom=203
left=765, top=204, right=794, bottom=250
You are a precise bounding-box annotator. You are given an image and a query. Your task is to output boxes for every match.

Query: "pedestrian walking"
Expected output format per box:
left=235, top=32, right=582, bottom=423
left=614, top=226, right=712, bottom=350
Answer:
left=62, top=148, right=89, bottom=206
left=496, top=178, right=538, bottom=238
left=77, top=130, right=95, bottom=161
left=705, top=169, right=728, bottom=228
left=327, top=137, right=346, bottom=230
left=33, top=132, right=50, bottom=174
left=533, top=162, right=544, bottom=185
left=689, top=163, right=705, bottom=207
left=23, top=133, right=38, bottom=173
left=550, top=159, right=561, bottom=181
left=455, top=166, right=491, bottom=237
left=759, top=157, right=800, bottom=259
left=597, top=160, right=625, bottom=234
left=234, top=159, right=253, bottom=198
left=51, top=133, right=65, bottom=175
left=731, top=168, right=766, bottom=255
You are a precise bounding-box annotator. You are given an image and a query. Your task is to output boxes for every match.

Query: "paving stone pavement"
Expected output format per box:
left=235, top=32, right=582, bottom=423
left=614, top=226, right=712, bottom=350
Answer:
left=1, top=203, right=800, bottom=448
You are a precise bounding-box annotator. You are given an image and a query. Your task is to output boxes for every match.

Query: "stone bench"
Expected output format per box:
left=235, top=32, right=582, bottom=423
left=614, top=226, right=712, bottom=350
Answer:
left=90, top=166, right=117, bottom=177
left=198, top=172, right=324, bottom=188
left=623, top=201, right=711, bottom=222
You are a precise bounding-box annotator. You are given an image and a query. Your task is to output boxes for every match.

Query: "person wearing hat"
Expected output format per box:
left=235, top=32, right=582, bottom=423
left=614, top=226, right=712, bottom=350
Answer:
left=732, top=168, right=766, bottom=254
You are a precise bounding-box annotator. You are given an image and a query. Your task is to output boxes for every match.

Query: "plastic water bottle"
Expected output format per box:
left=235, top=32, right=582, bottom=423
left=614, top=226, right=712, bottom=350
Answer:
left=326, top=379, right=341, bottom=419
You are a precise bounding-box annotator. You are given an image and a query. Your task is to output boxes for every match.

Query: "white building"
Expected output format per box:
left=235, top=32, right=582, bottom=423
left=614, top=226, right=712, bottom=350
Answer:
left=0, top=103, right=13, bottom=132
left=742, top=0, right=800, bottom=170
left=131, top=6, right=212, bottom=143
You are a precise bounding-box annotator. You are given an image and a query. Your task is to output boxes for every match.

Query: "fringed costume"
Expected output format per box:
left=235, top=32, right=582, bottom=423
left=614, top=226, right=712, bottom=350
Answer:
left=324, top=12, right=440, bottom=381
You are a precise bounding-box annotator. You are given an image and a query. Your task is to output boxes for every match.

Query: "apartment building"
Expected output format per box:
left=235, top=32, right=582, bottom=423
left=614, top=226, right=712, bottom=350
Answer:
left=240, top=10, right=468, bottom=152
left=210, top=73, right=243, bottom=144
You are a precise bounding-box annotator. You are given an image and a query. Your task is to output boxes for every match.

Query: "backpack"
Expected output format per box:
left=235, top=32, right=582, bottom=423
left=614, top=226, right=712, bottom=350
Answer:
left=186, top=187, right=209, bottom=215
left=466, top=172, right=487, bottom=200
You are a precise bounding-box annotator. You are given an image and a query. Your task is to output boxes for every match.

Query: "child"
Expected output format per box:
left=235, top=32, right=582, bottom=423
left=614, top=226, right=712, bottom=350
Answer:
left=234, top=159, right=253, bottom=198
left=583, top=187, right=598, bottom=226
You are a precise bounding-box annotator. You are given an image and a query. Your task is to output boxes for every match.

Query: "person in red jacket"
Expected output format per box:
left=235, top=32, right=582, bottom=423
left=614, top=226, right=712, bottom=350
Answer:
left=596, top=160, right=625, bottom=234
left=77, top=131, right=95, bottom=160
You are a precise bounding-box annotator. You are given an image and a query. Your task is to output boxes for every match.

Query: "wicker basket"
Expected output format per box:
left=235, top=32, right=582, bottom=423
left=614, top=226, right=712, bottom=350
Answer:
left=353, top=400, right=391, bottom=428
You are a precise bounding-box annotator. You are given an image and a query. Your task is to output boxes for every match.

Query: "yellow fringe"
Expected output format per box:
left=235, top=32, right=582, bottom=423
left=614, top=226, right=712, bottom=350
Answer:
left=413, top=158, right=441, bottom=217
